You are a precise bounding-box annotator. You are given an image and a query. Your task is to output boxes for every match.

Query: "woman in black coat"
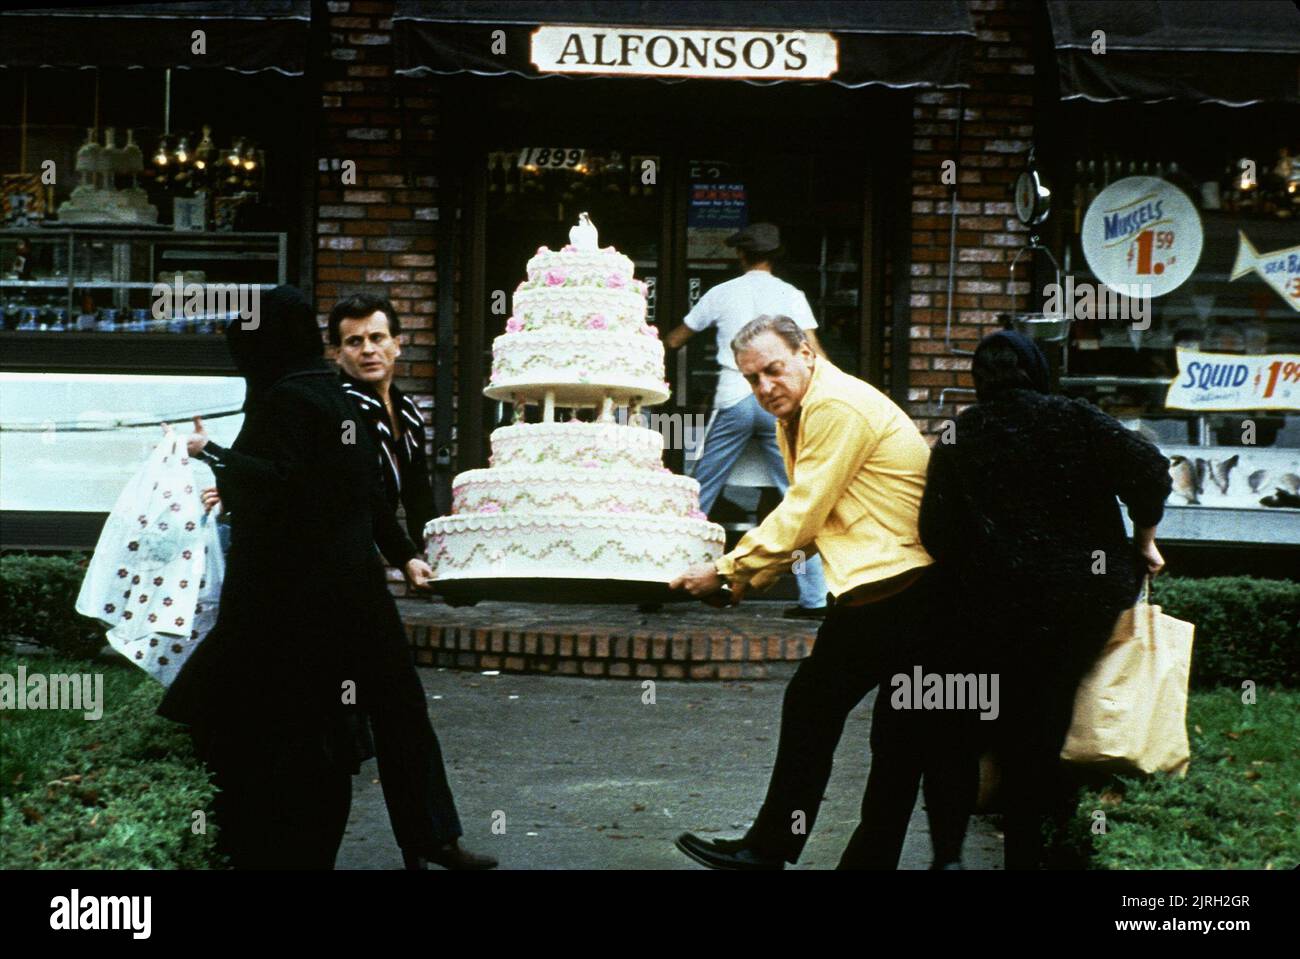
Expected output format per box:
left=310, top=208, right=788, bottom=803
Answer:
left=918, top=330, right=1171, bottom=869
left=157, top=286, right=434, bottom=869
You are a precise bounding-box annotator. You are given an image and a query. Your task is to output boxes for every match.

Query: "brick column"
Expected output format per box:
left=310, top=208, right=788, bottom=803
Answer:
left=315, top=0, right=440, bottom=594
left=905, top=0, right=1037, bottom=438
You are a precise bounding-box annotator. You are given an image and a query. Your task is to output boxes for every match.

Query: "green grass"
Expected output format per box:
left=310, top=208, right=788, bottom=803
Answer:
left=1072, top=688, right=1300, bottom=870
left=1, top=653, right=147, bottom=801
left=0, top=651, right=221, bottom=869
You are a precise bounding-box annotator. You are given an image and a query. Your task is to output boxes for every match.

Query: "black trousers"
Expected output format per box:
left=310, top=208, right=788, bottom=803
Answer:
left=204, top=732, right=353, bottom=870
left=358, top=600, right=464, bottom=855
left=986, top=610, right=1118, bottom=870
left=745, top=566, right=971, bottom=867
left=363, top=659, right=464, bottom=854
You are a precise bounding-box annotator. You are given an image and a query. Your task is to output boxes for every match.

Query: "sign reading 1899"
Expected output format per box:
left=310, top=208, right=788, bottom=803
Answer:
left=1083, top=176, right=1203, bottom=298
left=518, top=148, right=586, bottom=170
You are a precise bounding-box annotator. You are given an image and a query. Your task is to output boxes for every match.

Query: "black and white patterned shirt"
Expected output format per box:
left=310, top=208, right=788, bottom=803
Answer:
left=339, top=375, right=435, bottom=548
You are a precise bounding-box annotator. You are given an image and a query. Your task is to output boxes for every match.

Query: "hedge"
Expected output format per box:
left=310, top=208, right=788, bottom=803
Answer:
left=0, top=664, right=222, bottom=869
left=1, top=553, right=103, bottom=659
left=2, top=554, right=1296, bottom=687
left=1152, top=576, right=1299, bottom=688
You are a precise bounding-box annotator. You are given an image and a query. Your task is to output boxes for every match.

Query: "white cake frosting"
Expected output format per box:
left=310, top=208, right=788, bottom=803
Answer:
left=489, top=329, right=669, bottom=405
left=427, top=218, right=725, bottom=586
left=484, top=237, right=667, bottom=405
left=490, top=421, right=665, bottom=472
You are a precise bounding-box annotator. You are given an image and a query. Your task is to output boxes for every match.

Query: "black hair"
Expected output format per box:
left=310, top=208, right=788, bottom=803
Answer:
left=225, top=285, right=325, bottom=410
left=972, top=339, right=1037, bottom=403
left=327, top=292, right=402, bottom=345
left=738, top=247, right=783, bottom=269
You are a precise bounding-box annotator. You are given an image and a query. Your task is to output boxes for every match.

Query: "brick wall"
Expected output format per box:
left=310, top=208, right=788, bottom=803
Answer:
left=315, top=0, right=437, bottom=595
left=904, top=0, right=1037, bottom=438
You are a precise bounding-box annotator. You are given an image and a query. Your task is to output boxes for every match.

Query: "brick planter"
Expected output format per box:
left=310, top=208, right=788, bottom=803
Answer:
left=400, top=600, right=818, bottom=680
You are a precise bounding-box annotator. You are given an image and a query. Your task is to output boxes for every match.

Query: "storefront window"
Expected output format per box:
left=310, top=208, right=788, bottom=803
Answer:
left=1053, top=102, right=1299, bottom=518
left=1, top=68, right=298, bottom=344
left=0, top=372, right=244, bottom=513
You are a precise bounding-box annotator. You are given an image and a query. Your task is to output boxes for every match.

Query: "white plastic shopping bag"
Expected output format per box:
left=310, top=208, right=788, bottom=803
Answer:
left=76, top=434, right=225, bottom=686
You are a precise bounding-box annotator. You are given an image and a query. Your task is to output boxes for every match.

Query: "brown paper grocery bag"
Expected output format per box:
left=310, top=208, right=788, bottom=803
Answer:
left=1060, top=579, right=1194, bottom=776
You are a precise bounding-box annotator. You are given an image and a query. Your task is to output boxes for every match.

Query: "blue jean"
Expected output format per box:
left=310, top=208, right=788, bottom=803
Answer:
left=692, top=394, right=828, bottom=608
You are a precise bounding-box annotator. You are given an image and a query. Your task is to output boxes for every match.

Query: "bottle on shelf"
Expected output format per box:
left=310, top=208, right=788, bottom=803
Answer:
left=76, top=291, right=97, bottom=331
left=1072, top=160, right=1086, bottom=234
left=504, top=151, right=518, bottom=194
left=96, top=307, right=118, bottom=333
left=1221, top=159, right=1238, bottom=212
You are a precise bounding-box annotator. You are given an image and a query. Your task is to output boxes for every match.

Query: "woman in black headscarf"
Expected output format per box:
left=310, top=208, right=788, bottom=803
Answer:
left=918, top=330, right=1172, bottom=869
left=157, top=286, right=428, bottom=869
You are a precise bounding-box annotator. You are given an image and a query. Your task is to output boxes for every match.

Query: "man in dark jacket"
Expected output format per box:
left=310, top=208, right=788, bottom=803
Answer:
left=324, top=291, right=494, bottom=869
left=328, top=292, right=435, bottom=549
left=158, top=287, right=492, bottom=869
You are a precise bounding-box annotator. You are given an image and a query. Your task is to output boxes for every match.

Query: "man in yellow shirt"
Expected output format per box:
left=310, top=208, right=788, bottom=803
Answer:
left=670, top=314, right=948, bottom=870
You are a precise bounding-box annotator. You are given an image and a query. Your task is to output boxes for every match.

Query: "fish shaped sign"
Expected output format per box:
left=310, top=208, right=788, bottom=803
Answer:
left=1230, top=232, right=1300, bottom=311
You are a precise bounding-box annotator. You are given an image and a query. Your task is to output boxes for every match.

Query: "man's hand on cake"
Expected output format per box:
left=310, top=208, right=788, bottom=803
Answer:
left=670, top=562, right=731, bottom=603
left=200, top=487, right=221, bottom=514
left=404, top=557, right=437, bottom=590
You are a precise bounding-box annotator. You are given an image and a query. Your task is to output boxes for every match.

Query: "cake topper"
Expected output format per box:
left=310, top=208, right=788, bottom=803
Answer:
left=569, top=212, right=598, bottom=252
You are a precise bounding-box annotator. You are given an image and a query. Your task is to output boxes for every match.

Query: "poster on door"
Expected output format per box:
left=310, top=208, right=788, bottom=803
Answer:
left=1082, top=176, right=1203, bottom=298
left=688, top=175, right=747, bottom=261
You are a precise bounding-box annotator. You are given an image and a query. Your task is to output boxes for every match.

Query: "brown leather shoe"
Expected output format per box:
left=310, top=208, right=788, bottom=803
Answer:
left=403, top=840, right=498, bottom=870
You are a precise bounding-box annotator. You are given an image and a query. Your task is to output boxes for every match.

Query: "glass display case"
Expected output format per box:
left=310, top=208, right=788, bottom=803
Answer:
left=1, top=227, right=286, bottom=333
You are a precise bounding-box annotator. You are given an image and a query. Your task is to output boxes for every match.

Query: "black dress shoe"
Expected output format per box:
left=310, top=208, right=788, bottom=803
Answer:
left=782, top=605, right=828, bottom=620
left=675, top=832, right=784, bottom=870
left=402, top=840, right=498, bottom=870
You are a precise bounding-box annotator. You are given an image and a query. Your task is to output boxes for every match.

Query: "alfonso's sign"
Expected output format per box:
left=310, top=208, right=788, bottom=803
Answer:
left=531, top=25, right=838, bottom=80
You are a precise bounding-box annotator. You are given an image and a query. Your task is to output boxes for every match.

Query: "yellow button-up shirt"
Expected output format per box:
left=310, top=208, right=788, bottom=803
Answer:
left=713, top=358, right=934, bottom=599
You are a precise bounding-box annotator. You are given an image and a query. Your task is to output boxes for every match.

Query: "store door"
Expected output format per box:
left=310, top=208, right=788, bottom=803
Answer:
left=449, top=76, right=897, bottom=477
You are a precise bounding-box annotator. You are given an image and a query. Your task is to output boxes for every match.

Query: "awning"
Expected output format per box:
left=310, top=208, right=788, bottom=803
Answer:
left=394, top=1, right=975, bottom=89
left=0, top=2, right=311, bottom=75
left=1045, top=0, right=1300, bottom=106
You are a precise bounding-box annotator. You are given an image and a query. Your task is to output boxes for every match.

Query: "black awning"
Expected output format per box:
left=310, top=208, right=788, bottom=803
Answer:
left=0, top=2, right=311, bottom=74
left=393, top=1, right=975, bottom=89
left=1046, top=0, right=1300, bottom=106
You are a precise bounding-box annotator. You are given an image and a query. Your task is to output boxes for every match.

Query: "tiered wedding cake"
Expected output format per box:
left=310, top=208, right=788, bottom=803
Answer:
left=425, top=215, right=725, bottom=587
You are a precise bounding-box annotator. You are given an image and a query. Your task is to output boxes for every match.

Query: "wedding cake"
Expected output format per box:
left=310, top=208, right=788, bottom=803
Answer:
left=425, top=215, right=725, bottom=587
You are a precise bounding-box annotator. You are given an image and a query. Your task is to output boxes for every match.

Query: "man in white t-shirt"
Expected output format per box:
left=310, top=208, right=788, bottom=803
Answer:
left=664, top=223, right=829, bottom=618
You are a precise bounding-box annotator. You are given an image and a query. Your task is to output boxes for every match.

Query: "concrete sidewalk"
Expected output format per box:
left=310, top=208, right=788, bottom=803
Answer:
left=335, top=655, right=1005, bottom=870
